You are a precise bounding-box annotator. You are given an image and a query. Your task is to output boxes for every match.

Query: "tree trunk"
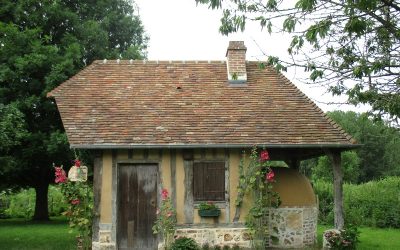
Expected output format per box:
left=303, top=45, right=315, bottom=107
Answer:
left=33, top=182, right=50, bottom=221
left=327, top=150, right=345, bottom=229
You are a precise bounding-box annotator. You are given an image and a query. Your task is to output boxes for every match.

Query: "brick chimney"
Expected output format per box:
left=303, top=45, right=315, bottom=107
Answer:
left=226, top=41, right=247, bottom=83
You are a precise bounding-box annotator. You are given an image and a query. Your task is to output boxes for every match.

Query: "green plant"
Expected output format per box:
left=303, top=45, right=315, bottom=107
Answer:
left=198, top=201, right=219, bottom=211
left=235, top=147, right=280, bottom=248
left=314, top=177, right=400, bottom=228
left=324, top=224, right=360, bottom=249
left=201, top=243, right=210, bottom=250
left=54, top=163, right=93, bottom=250
left=3, top=189, right=34, bottom=219
left=222, top=245, right=230, bottom=250
left=153, top=188, right=177, bottom=249
left=231, top=245, right=240, bottom=250
left=213, top=245, right=222, bottom=250
left=170, top=237, right=200, bottom=250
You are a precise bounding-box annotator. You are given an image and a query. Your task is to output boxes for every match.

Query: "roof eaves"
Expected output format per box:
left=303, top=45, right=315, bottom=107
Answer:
left=70, top=143, right=361, bottom=150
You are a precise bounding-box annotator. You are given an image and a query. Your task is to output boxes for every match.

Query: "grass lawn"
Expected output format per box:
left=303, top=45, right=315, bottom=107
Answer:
left=317, top=224, right=400, bottom=250
left=0, top=217, right=76, bottom=250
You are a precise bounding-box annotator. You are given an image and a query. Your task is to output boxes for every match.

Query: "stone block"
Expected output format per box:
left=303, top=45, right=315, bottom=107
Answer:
left=286, top=212, right=302, bottom=231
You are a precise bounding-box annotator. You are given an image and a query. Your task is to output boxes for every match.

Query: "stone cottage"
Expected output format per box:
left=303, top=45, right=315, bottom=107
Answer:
left=48, top=41, right=357, bottom=249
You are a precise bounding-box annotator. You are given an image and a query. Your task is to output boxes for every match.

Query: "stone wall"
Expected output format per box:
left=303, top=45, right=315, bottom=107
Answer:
left=173, top=227, right=252, bottom=249
left=268, top=206, right=318, bottom=248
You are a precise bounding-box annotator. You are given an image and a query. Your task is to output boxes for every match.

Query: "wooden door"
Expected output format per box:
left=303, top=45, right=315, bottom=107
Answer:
left=117, top=164, right=158, bottom=250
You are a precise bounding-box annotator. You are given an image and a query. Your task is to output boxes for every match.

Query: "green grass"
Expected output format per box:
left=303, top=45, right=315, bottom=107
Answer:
left=317, top=224, right=400, bottom=250
left=0, top=217, right=76, bottom=250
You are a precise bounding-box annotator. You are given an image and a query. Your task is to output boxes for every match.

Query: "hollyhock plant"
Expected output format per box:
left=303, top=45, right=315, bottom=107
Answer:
left=234, top=146, right=281, bottom=249
left=260, top=150, right=270, bottom=161
left=71, top=199, right=80, bottom=205
left=55, top=166, right=67, bottom=183
left=54, top=161, right=93, bottom=250
left=161, top=188, right=169, bottom=200
left=74, top=159, right=81, bottom=167
left=153, top=188, right=176, bottom=249
left=266, top=170, right=275, bottom=183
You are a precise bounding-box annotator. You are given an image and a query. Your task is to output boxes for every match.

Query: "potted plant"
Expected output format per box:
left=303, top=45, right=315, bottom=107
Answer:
left=198, top=201, right=221, bottom=217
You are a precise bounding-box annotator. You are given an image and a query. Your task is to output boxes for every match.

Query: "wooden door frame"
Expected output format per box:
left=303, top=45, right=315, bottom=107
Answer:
left=112, top=159, right=162, bottom=249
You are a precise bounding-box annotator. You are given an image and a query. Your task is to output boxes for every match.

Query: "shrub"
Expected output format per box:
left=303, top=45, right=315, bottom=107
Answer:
left=4, top=189, right=35, bottom=219
left=1, top=185, right=69, bottom=219
left=170, top=237, right=200, bottom=250
left=201, top=243, right=210, bottom=250
left=314, top=176, right=400, bottom=228
left=324, top=224, right=359, bottom=249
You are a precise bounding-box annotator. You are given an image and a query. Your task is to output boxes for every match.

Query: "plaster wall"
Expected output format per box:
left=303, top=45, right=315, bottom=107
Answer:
left=93, top=149, right=317, bottom=249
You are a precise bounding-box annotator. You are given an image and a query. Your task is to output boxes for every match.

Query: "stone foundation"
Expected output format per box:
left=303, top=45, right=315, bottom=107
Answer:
left=174, top=227, right=252, bottom=249
left=269, top=206, right=318, bottom=248
left=92, top=206, right=317, bottom=249
left=92, top=230, right=116, bottom=250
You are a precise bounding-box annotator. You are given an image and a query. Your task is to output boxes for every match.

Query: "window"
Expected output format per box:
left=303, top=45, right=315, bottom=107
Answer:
left=193, top=161, right=225, bottom=201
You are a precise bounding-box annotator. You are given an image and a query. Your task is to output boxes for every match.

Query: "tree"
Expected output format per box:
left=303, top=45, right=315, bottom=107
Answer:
left=311, top=151, right=360, bottom=183
left=301, top=111, right=400, bottom=183
left=0, top=0, right=148, bottom=220
left=196, top=0, right=400, bottom=121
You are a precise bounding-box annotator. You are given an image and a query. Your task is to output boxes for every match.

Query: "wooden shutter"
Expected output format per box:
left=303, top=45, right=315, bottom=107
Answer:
left=193, top=162, right=225, bottom=201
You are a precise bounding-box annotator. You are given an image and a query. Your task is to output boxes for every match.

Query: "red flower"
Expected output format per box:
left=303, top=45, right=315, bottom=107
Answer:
left=71, top=199, right=80, bottom=205
left=54, top=167, right=67, bottom=183
left=260, top=150, right=270, bottom=162
left=161, top=188, right=169, bottom=200
left=266, top=170, right=275, bottom=182
left=74, top=159, right=81, bottom=167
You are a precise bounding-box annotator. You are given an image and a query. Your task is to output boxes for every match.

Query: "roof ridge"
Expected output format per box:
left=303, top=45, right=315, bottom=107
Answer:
left=95, top=59, right=228, bottom=64
left=275, top=71, right=356, bottom=144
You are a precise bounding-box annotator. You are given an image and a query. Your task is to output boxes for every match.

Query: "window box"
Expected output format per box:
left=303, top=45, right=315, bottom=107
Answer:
left=198, top=209, right=221, bottom=217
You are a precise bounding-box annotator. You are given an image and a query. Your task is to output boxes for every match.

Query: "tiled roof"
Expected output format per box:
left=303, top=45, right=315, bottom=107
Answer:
left=48, top=60, right=356, bottom=148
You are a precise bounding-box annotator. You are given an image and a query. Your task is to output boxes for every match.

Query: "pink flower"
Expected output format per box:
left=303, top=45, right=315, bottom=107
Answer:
left=74, top=159, right=81, bottom=167
left=266, top=170, right=275, bottom=182
left=54, top=167, right=67, bottom=183
left=167, top=211, right=173, bottom=217
left=161, top=188, right=169, bottom=200
left=156, top=208, right=160, bottom=215
left=71, top=199, right=80, bottom=205
left=260, top=150, right=270, bottom=162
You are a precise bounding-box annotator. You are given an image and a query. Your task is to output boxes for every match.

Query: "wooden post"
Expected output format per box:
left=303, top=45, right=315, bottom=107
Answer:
left=92, top=150, right=103, bottom=243
left=326, top=149, right=344, bottom=229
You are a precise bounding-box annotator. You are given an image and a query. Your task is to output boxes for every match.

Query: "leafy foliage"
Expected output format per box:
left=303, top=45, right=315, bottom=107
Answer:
left=196, top=0, right=400, bottom=120
left=235, top=148, right=280, bottom=249
left=324, top=224, right=360, bottom=249
left=153, top=188, right=177, bottom=250
left=0, top=0, right=147, bottom=220
left=170, top=237, right=200, bottom=250
left=301, top=111, right=400, bottom=183
left=314, top=177, right=400, bottom=228
left=198, top=201, right=219, bottom=211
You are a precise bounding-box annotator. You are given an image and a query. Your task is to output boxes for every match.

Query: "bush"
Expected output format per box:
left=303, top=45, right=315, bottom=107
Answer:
left=170, top=237, right=200, bottom=250
left=1, top=185, right=69, bottom=219
left=4, top=188, right=35, bottom=219
left=314, top=176, right=400, bottom=228
left=324, top=224, right=359, bottom=249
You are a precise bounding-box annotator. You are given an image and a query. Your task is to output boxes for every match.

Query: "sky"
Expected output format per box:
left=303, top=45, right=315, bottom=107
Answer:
left=134, top=0, right=365, bottom=113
